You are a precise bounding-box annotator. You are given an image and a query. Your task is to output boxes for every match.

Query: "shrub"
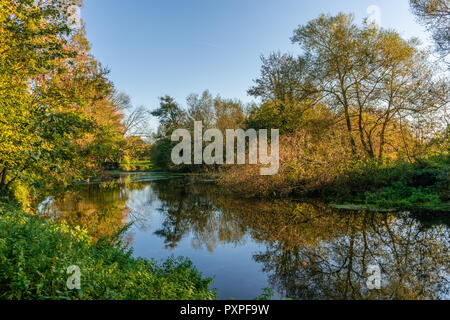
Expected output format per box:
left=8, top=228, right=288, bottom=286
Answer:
left=362, top=182, right=443, bottom=209
left=219, top=129, right=353, bottom=198
left=0, top=202, right=216, bottom=300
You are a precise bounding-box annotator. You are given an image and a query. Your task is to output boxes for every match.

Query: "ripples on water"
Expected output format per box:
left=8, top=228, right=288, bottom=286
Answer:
left=38, top=173, right=450, bottom=300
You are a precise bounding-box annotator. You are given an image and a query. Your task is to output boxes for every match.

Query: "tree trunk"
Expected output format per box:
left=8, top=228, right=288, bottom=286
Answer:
left=341, top=80, right=357, bottom=155
left=379, top=118, right=389, bottom=161
left=0, top=166, right=7, bottom=189
left=344, top=105, right=357, bottom=155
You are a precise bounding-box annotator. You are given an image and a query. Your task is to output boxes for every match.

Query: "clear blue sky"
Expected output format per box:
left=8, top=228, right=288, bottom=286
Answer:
left=81, top=0, right=430, bottom=130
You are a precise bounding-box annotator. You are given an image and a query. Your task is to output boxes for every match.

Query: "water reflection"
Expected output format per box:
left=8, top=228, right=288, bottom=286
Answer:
left=38, top=173, right=449, bottom=300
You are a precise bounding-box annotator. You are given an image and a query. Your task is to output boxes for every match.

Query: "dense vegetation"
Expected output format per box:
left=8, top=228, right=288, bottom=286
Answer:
left=0, top=196, right=215, bottom=300
left=149, top=7, right=448, bottom=211
left=0, top=0, right=151, bottom=203
left=0, top=0, right=206, bottom=300
left=0, top=0, right=448, bottom=300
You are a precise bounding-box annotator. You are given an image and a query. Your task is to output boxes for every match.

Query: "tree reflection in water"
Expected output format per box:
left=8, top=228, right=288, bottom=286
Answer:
left=38, top=175, right=449, bottom=300
left=151, top=179, right=449, bottom=300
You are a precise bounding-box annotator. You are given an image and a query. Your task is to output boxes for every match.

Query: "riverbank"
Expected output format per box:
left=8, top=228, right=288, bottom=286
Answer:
left=110, top=158, right=449, bottom=214
left=214, top=155, right=449, bottom=214
left=0, top=196, right=216, bottom=300
left=29, top=175, right=450, bottom=299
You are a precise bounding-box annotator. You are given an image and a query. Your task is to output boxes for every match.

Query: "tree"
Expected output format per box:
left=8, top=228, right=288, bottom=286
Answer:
left=0, top=0, right=88, bottom=189
left=248, top=52, right=313, bottom=104
left=112, top=91, right=152, bottom=138
left=151, top=96, right=185, bottom=136
left=0, top=0, right=128, bottom=189
left=150, top=96, right=186, bottom=170
left=214, top=97, right=246, bottom=132
left=291, top=13, right=445, bottom=160
left=410, top=0, right=450, bottom=58
left=186, top=90, right=215, bottom=129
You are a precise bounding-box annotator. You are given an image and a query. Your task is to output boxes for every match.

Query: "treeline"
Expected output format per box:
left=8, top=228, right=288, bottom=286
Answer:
left=221, top=13, right=449, bottom=200
left=0, top=0, right=150, bottom=205
left=150, top=92, right=248, bottom=171
left=1, top=1, right=448, bottom=210
left=150, top=10, right=449, bottom=210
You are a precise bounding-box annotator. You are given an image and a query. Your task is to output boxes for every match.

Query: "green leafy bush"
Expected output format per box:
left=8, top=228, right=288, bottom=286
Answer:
left=0, top=202, right=216, bottom=300
left=332, top=155, right=449, bottom=210
left=363, top=182, right=443, bottom=209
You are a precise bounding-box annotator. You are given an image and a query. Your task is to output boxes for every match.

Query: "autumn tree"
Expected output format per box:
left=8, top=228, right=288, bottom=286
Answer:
left=291, top=13, right=445, bottom=160
left=214, top=97, right=246, bottom=132
left=0, top=0, right=88, bottom=189
left=0, top=0, right=128, bottom=189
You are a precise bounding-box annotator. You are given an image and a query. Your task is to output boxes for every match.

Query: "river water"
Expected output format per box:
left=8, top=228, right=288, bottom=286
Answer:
left=38, top=172, right=449, bottom=300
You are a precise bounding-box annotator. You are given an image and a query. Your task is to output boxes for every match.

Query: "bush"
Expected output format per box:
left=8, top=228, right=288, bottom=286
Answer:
left=219, top=138, right=448, bottom=211
left=330, top=155, right=449, bottom=210
left=0, top=202, right=216, bottom=300
left=362, top=182, right=443, bottom=209
left=120, top=155, right=136, bottom=172
left=219, top=129, right=353, bottom=198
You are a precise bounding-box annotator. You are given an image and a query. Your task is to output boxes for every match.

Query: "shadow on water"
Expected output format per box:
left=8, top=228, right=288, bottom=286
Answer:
left=38, top=173, right=449, bottom=300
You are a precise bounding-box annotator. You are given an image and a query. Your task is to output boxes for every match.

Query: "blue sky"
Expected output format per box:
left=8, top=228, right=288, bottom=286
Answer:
left=81, top=0, right=430, bottom=130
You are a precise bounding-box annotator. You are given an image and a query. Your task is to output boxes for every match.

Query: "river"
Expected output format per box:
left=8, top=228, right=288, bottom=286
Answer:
left=37, top=172, right=449, bottom=300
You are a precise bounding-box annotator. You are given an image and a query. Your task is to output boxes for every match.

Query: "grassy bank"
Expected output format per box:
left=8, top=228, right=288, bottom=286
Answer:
left=218, top=154, right=449, bottom=213
left=325, top=155, right=449, bottom=213
left=0, top=197, right=216, bottom=300
left=119, top=160, right=164, bottom=172
left=115, top=154, right=449, bottom=213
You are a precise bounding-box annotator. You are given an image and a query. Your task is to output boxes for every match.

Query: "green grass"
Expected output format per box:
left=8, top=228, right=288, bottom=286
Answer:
left=0, top=200, right=216, bottom=300
left=361, top=182, right=443, bottom=210
left=327, top=155, right=449, bottom=213
left=120, top=160, right=152, bottom=172
left=119, top=160, right=166, bottom=172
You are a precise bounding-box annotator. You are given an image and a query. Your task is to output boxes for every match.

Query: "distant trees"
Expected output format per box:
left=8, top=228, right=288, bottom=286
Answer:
left=149, top=92, right=247, bottom=170
left=291, top=13, right=447, bottom=160
left=149, top=96, right=186, bottom=169
left=245, top=13, right=447, bottom=161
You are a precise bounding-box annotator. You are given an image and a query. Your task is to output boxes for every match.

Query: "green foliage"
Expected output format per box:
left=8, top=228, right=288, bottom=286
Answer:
left=150, top=138, right=177, bottom=171
left=328, top=155, right=449, bottom=211
left=151, top=95, right=186, bottom=134
left=120, top=155, right=135, bottom=172
left=0, top=0, right=128, bottom=192
left=246, top=100, right=305, bottom=134
left=0, top=203, right=216, bottom=300
left=119, top=160, right=155, bottom=172
left=254, top=287, right=275, bottom=300
left=363, top=182, right=442, bottom=209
